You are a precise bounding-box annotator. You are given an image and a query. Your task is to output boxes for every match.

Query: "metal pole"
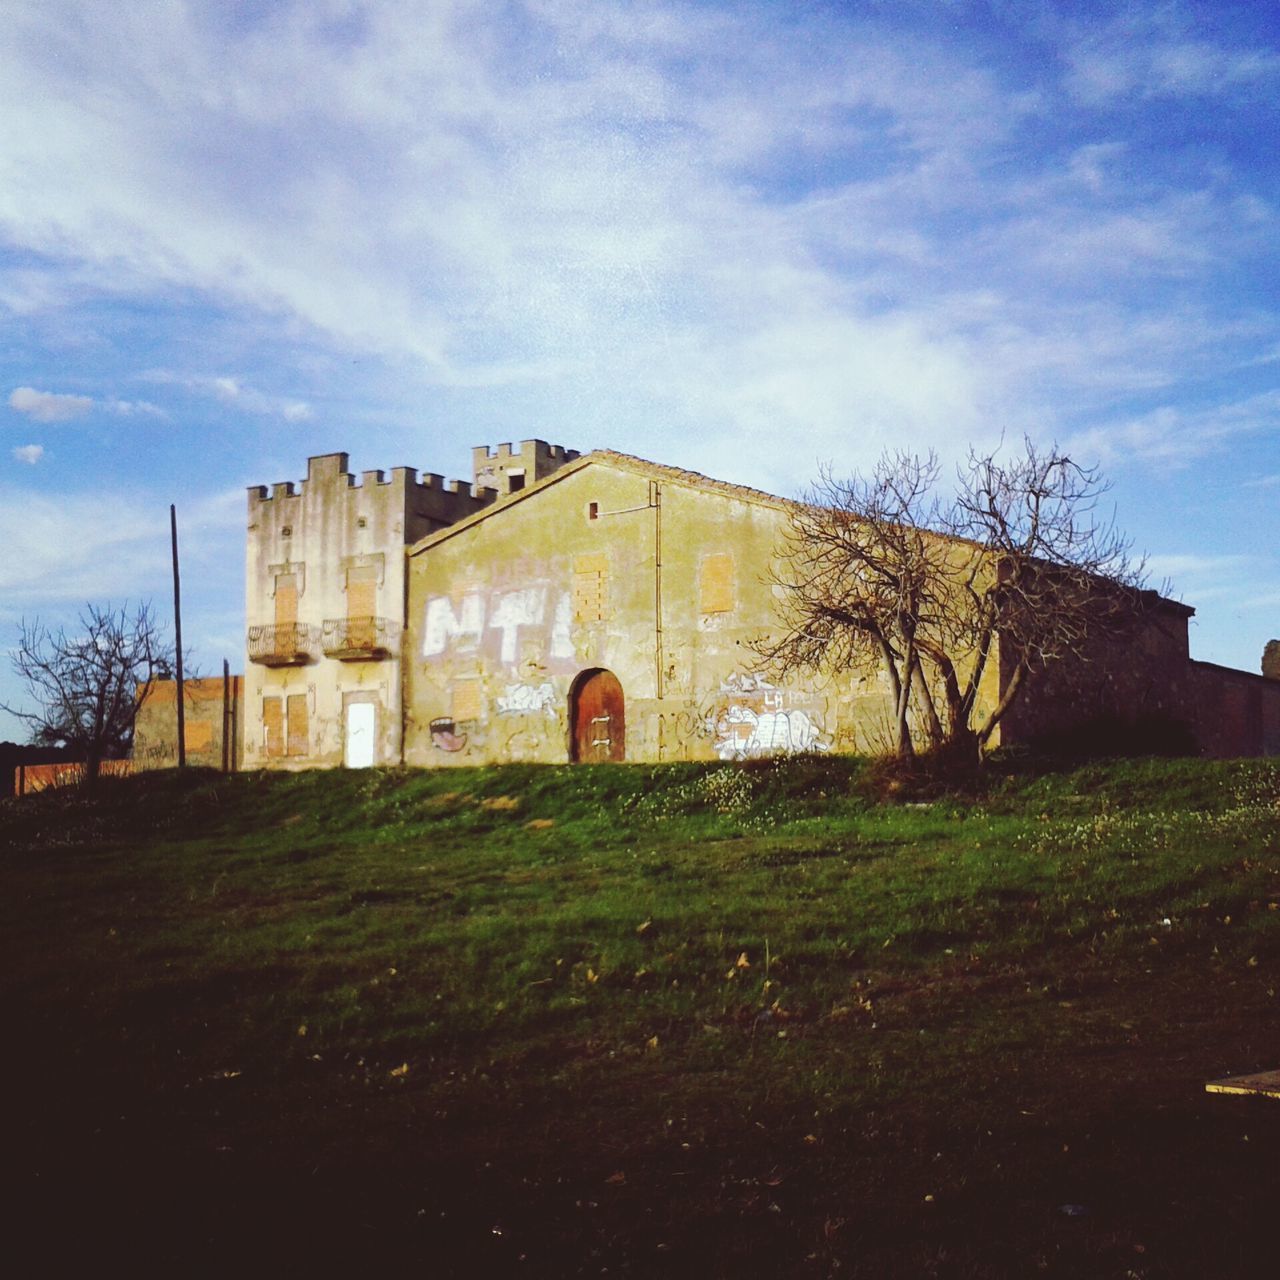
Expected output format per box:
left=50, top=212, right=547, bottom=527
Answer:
left=171, top=504, right=186, bottom=768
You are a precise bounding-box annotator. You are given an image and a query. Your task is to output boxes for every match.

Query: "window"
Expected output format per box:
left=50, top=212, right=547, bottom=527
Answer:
left=184, top=720, right=213, bottom=754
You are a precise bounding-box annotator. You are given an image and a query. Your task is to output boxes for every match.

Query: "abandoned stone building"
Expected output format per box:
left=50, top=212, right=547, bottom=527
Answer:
left=226, top=440, right=1280, bottom=770
left=241, top=442, right=578, bottom=770
left=133, top=675, right=244, bottom=772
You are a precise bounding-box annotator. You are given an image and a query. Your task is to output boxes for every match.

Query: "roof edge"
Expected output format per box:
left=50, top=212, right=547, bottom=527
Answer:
left=408, top=449, right=794, bottom=556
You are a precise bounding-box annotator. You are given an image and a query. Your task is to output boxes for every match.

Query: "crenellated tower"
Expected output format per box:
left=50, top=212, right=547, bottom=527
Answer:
left=244, top=441, right=576, bottom=770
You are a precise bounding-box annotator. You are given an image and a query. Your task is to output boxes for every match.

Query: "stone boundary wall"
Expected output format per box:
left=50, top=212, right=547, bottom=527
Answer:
left=1187, top=660, right=1280, bottom=758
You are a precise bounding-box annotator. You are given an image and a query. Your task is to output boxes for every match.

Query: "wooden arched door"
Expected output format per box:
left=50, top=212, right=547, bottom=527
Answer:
left=570, top=669, right=625, bottom=762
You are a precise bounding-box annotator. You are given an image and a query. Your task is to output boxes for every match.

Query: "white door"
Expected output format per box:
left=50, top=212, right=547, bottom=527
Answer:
left=345, top=702, right=376, bottom=768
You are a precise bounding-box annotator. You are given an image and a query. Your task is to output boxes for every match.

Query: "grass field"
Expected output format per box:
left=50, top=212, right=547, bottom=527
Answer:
left=4, top=756, right=1280, bottom=1277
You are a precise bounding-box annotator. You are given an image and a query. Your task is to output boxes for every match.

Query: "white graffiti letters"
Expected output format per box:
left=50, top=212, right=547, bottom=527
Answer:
left=710, top=672, right=830, bottom=759
left=423, top=594, right=484, bottom=656
left=550, top=591, right=573, bottom=660
left=490, top=587, right=547, bottom=665
left=496, top=681, right=556, bottom=716
left=424, top=586, right=574, bottom=669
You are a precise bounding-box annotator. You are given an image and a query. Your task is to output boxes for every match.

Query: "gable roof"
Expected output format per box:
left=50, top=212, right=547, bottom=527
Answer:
left=407, top=448, right=793, bottom=556
left=404, top=447, right=1194, bottom=620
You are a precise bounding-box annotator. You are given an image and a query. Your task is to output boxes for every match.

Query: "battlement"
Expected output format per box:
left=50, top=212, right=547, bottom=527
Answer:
left=472, top=438, right=580, bottom=496
left=249, top=453, right=495, bottom=508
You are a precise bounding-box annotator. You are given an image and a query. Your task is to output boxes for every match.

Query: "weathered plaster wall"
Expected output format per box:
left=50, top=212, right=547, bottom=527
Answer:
left=404, top=459, right=980, bottom=766
left=243, top=453, right=460, bottom=769
left=134, top=676, right=244, bottom=771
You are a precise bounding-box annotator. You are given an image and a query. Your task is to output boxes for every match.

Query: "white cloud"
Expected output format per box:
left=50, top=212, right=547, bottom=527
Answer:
left=0, top=2, right=1274, bottom=491
left=7, top=385, right=167, bottom=423
left=144, top=370, right=311, bottom=422
left=9, top=385, right=93, bottom=422
left=0, top=5, right=1037, bottom=468
left=1068, top=391, right=1280, bottom=470
left=11, top=443, right=43, bottom=464
left=0, top=484, right=243, bottom=604
left=1063, top=11, right=1280, bottom=106
left=104, top=397, right=166, bottom=418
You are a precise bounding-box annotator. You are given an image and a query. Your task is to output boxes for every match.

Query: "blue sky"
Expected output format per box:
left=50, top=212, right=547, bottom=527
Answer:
left=2, top=0, right=1278, bottom=739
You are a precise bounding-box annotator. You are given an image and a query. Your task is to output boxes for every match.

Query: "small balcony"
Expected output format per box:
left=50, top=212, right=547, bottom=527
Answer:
left=321, top=616, right=395, bottom=661
left=248, top=623, right=320, bottom=666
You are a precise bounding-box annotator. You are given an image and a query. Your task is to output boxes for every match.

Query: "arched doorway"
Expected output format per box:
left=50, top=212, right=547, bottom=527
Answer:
left=569, top=669, right=626, bottom=762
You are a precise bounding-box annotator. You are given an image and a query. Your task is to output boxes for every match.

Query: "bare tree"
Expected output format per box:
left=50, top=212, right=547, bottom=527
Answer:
left=1, top=602, right=174, bottom=780
left=759, top=453, right=950, bottom=758
left=760, top=440, right=1148, bottom=761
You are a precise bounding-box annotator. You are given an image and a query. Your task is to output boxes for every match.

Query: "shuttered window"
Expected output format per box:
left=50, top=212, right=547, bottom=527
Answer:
left=263, top=696, right=284, bottom=758
left=287, top=693, right=309, bottom=757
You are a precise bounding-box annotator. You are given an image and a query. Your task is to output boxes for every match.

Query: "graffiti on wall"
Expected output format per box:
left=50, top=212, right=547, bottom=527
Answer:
left=707, top=673, right=830, bottom=760
left=496, top=681, right=557, bottom=716
left=424, top=586, right=574, bottom=669
left=430, top=717, right=468, bottom=752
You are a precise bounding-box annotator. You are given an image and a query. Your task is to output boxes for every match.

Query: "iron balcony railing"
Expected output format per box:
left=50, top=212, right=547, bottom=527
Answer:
left=320, top=615, right=395, bottom=661
left=247, top=622, right=320, bottom=666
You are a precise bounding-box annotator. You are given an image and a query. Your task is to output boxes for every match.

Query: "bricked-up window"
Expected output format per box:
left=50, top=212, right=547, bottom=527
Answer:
left=452, top=679, right=482, bottom=722
left=263, top=696, right=284, bottom=758
left=573, top=552, right=609, bottom=622
left=274, top=572, right=298, bottom=627
left=184, top=720, right=213, bottom=754
left=346, top=564, right=377, bottom=620
left=699, top=552, right=736, bottom=613
left=287, top=693, right=309, bottom=757
left=346, top=564, right=378, bottom=650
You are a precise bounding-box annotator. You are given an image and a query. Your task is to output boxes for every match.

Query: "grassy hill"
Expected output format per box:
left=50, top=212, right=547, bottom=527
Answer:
left=3, top=757, right=1280, bottom=1276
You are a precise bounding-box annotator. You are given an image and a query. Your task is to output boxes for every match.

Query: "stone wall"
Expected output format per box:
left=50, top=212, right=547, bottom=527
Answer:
left=994, top=594, right=1196, bottom=752
left=1187, top=661, right=1280, bottom=758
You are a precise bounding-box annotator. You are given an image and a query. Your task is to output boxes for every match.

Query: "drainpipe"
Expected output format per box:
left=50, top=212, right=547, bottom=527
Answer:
left=653, top=480, right=664, bottom=702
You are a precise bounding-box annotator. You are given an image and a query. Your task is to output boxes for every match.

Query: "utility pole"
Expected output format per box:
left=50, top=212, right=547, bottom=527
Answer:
left=222, top=658, right=231, bottom=772
left=171, top=504, right=185, bottom=768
